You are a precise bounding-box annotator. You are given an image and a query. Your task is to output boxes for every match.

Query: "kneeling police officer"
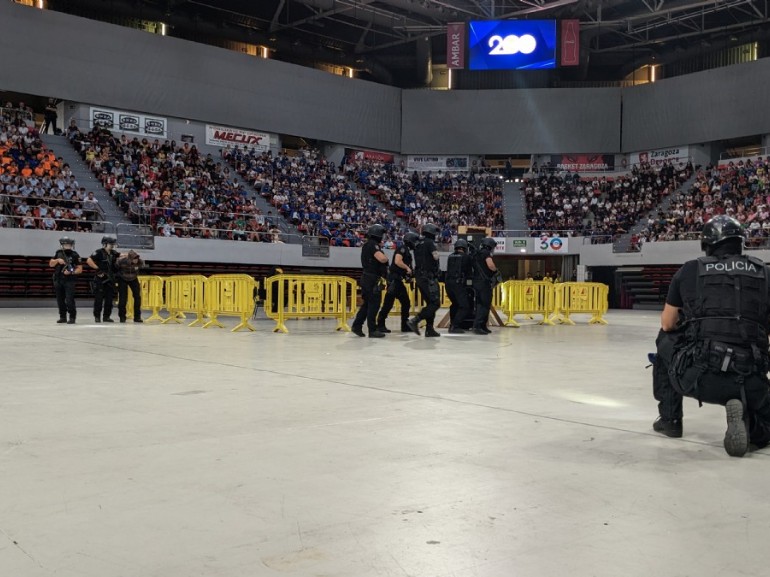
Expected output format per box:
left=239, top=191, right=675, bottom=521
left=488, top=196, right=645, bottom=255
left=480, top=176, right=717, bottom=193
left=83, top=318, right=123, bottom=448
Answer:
left=653, top=215, right=770, bottom=457
left=87, top=236, right=119, bottom=323
left=352, top=224, right=389, bottom=338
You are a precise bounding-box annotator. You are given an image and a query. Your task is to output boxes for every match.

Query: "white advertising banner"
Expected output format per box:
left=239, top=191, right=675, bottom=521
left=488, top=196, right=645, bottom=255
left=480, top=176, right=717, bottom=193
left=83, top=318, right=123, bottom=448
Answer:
left=406, top=155, right=470, bottom=171
left=534, top=235, right=568, bottom=254
left=493, top=237, right=506, bottom=253
left=628, top=146, right=690, bottom=167
left=205, top=124, right=270, bottom=151
left=89, top=107, right=167, bottom=139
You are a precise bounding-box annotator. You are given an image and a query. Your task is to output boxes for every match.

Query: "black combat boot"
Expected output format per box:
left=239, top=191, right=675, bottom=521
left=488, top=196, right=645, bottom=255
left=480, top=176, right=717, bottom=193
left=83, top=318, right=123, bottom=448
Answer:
left=376, top=324, right=391, bottom=333
left=724, top=399, right=748, bottom=457
left=406, top=316, right=421, bottom=335
left=652, top=417, right=683, bottom=438
left=425, top=326, right=440, bottom=337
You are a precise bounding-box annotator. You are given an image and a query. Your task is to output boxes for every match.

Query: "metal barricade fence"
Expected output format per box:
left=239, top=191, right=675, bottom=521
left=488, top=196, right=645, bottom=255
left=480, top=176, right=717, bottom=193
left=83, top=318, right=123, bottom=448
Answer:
left=265, top=274, right=358, bottom=333
left=498, top=281, right=557, bottom=327
left=550, top=282, right=609, bottom=325
left=125, top=275, right=165, bottom=322
left=162, top=275, right=207, bottom=326
left=202, top=274, right=259, bottom=332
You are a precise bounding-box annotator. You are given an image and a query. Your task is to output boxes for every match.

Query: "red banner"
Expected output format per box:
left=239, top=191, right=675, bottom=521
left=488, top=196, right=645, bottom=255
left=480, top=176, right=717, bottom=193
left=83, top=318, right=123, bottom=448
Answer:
left=345, top=148, right=394, bottom=164
left=446, top=22, right=465, bottom=69
left=561, top=20, right=580, bottom=67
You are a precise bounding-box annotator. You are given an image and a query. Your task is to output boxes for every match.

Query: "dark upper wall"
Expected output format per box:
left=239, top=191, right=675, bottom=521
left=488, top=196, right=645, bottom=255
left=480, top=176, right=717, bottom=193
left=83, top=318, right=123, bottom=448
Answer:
left=621, top=58, right=770, bottom=152
left=2, top=2, right=770, bottom=156
left=401, top=88, right=621, bottom=154
left=0, top=2, right=402, bottom=152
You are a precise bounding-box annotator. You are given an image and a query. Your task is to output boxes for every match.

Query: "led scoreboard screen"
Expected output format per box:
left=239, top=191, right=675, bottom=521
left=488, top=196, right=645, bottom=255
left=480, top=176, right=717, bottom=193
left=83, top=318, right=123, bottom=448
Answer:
left=467, top=20, right=557, bottom=70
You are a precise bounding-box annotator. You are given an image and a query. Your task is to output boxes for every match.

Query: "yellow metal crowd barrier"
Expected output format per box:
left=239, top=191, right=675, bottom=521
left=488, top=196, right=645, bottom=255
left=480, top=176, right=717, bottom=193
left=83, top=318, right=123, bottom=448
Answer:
left=498, top=281, right=556, bottom=327
left=162, top=275, right=207, bottom=326
left=202, top=274, right=259, bottom=332
left=264, top=274, right=358, bottom=333
left=496, top=281, right=609, bottom=326
left=124, top=275, right=165, bottom=322
left=121, top=274, right=609, bottom=332
left=551, top=282, right=609, bottom=325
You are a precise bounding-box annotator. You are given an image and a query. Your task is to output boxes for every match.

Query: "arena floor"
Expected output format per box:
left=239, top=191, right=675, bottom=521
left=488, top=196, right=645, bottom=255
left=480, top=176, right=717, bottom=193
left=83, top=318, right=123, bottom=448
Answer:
left=2, top=308, right=769, bottom=577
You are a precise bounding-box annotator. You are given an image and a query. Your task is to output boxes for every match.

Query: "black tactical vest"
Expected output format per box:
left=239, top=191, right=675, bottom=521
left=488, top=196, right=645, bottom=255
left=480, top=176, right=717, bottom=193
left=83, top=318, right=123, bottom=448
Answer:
left=414, top=238, right=439, bottom=278
left=445, top=252, right=466, bottom=283
left=686, top=254, right=770, bottom=351
left=361, top=240, right=385, bottom=276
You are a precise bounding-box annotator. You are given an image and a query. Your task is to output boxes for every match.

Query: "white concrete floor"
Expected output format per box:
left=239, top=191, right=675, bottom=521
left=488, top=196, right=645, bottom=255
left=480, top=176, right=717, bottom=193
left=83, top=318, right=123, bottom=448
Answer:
left=1, top=308, right=770, bottom=577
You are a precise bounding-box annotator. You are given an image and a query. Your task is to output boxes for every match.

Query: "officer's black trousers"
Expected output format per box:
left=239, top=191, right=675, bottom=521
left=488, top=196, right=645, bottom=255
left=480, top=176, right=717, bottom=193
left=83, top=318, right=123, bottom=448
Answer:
left=414, top=277, right=440, bottom=327
left=377, top=277, right=409, bottom=328
left=353, top=276, right=382, bottom=333
left=445, top=280, right=471, bottom=329
left=55, top=279, right=77, bottom=319
left=473, top=280, right=492, bottom=330
left=93, top=280, right=115, bottom=319
left=655, top=347, right=770, bottom=448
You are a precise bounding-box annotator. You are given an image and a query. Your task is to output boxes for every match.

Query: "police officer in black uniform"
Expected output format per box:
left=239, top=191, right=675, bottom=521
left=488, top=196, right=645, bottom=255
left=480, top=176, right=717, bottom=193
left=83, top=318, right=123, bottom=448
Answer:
left=351, top=224, right=389, bottom=338
left=445, top=239, right=473, bottom=334
left=407, top=223, right=441, bottom=338
left=471, top=237, right=501, bottom=335
left=653, top=215, right=770, bottom=457
left=376, top=231, right=419, bottom=333
left=49, top=236, right=83, bottom=324
left=87, top=236, right=119, bottom=323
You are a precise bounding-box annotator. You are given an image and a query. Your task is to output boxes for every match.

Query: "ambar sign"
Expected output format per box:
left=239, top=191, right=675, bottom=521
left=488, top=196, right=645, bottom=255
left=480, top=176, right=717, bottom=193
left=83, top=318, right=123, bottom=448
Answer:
left=206, top=124, right=269, bottom=149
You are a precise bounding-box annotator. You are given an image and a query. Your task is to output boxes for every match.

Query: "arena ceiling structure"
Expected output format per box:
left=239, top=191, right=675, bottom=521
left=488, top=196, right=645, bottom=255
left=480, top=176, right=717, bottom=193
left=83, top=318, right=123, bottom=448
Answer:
left=46, top=0, right=770, bottom=86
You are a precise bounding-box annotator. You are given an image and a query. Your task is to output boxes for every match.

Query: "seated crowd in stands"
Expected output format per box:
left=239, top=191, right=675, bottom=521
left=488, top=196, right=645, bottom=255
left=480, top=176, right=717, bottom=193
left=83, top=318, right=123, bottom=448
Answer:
left=225, top=146, right=401, bottom=247
left=8, top=99, right=724, bottom=250
left=635, top=157, right=770, bottom=248
left=227, top=145, right=506, bottom=247
left=354, top=163, right=505, bottom=244
left=0, top=106, right=100, bottom=231
left=522, top=160, right=693, bottom=242
left=68, top=126, right=282, bottom=242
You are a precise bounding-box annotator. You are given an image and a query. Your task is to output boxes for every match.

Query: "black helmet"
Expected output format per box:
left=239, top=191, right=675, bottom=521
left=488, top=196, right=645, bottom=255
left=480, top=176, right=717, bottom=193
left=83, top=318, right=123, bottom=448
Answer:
left=454, top=239, right=469, bottom=251
left=480, top=237, right=497, bottom=252
left=403, top=231, right=420, bottom=249
left=701, top=215, right=744, bottom=251
left=367, top=224, right=385, bottom=241
left=422, top=223, right=439, bottom=239
left=101, top=236, right=117, bottom=245
left=59, top=236, right=74, bottom=246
